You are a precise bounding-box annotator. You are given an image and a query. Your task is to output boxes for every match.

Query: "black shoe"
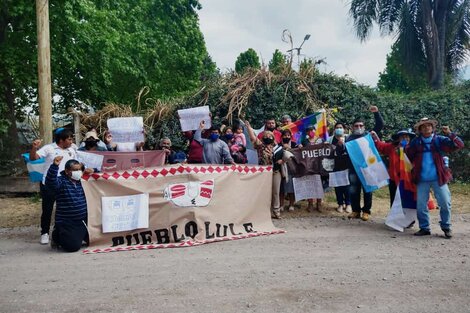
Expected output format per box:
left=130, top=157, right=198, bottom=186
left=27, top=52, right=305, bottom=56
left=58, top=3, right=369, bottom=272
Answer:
left=442, top=229, right=453, bottom=239
left=406, top=221, right=415, bottom=229
left=414, top=229, right=431, bottom=236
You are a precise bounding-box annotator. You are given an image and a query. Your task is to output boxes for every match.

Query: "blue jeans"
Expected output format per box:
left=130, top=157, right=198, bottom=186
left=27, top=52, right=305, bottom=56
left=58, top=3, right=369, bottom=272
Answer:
left=334, top=186, right=350, bottom=206
left=416, top=180, right=452, bottom=231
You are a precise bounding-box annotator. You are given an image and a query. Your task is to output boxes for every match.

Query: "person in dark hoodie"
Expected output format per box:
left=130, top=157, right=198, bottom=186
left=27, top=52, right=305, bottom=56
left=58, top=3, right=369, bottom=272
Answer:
left=46, top=156, right=89, bottom=252
left=336, top=106, right=384, bottom=221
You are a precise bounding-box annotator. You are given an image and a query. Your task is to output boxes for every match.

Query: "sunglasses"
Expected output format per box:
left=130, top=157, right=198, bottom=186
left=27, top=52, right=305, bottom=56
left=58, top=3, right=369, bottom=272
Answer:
left=353, top=124, right=364, bottom=128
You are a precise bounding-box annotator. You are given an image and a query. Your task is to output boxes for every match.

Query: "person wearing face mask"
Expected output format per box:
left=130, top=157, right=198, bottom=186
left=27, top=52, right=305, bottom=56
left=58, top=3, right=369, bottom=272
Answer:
left=301, top=125, right=326, bottom=213
left=257, top=117, right=282, bottom=144
left=327, top=122, right=352, bottom=213
left=370, top=129, right=416, bottom=208
left=278, top=130, right=298, bottom=212
left=194, top=121, right=235, bottom=165
left=45, top=156, right=89, bottom=252
left=245, top=119, right=283, bottom=218
left=29, top=128, right=79, bottom=245
left=406, top=118, right=464, bottom=238
left=78, top=130, right=107, bottom=152
left=221, top=126, right=235, bottom=147
left=336, top=106, right=384, bottom=221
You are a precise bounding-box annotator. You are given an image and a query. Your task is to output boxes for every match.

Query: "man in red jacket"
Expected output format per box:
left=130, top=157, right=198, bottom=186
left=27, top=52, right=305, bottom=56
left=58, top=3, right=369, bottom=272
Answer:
left=406, top=118, right=464, bottom=239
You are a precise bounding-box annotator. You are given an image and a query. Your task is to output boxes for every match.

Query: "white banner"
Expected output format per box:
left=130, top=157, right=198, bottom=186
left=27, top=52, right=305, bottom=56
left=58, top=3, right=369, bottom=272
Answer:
left=328, top=169, right=349, bottom=187
left=101, top=193, right=149, bottom=233
left=76, top=151, right=104, bottom=171
left=293, top=174, right=324, bottom=201
left=107, top=117, right=145, bottom=143
left=178, top=106, right=212, bottom=131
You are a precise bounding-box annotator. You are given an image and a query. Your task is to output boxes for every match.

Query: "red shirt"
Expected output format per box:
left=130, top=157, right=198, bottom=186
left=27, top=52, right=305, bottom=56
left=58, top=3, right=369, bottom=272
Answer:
left=187, top=139, right=203, bottom=163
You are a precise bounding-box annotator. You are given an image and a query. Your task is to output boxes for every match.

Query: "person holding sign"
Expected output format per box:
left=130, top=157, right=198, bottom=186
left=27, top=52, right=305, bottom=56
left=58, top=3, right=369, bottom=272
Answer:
left=45, top=156, right=89, bottom=252
left=194, top=121, right=235, bottom=165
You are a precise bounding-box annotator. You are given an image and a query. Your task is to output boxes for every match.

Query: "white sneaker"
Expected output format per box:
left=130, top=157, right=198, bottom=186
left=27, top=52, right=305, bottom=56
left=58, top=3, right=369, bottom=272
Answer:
left=288, top=206, right=295, bottom=212
left=40, top=233, right=49, bottom=245
left=336, top=205, right=344, bottom=213
left=345, top=205, right=352, bottom=213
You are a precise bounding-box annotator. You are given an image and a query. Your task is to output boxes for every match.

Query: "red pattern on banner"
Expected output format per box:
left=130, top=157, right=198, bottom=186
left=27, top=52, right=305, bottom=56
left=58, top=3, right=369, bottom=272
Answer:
left=82, top=165, right=273, bottom=181
left=83, top=230, right=285, bottom=254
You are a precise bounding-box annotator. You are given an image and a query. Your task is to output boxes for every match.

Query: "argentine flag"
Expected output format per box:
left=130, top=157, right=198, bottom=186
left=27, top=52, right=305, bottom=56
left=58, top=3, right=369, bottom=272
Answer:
left=22, top=153, right=46, bottom=183
left=345, top=133, right=389, bottom=192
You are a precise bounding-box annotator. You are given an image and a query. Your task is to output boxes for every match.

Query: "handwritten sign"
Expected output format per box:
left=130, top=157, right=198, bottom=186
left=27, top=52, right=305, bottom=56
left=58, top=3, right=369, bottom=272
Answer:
left=76, top=151, right=104, bottom=171
left=107, top=117, right=144, bottom=143
left=328, top=169, right=349, bottom=187
left=293, top=175, right=324, bottom=201
left=178, top=106, right=211, bottom=131
left=101, top=193, right=149, bottom=233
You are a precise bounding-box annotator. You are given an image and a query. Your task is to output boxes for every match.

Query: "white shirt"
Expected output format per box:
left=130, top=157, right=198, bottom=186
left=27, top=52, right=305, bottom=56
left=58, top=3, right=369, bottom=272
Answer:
left=36, top=143, right=78, bottom=184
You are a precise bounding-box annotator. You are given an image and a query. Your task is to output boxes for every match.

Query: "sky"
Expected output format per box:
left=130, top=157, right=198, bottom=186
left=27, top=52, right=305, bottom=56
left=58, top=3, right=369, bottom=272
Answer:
left=198, top=0, right=396, bottom=87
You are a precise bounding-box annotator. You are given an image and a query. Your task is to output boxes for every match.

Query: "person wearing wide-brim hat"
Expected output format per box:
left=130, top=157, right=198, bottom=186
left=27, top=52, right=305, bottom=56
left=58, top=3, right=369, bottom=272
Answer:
left=406, top=117, right=465, bottom=239
left=370, top=128, right=416, bottom=208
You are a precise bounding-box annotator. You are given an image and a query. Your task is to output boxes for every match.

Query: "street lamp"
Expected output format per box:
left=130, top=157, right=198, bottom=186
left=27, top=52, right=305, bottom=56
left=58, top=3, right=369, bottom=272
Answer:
left=287, top=34, right=311, bottom=66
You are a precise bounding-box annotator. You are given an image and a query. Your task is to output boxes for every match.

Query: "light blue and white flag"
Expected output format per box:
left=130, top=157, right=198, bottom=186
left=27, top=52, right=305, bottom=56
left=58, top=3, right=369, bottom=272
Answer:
left=345, top=133, right=389, bottom=192
left=21, top=153, right=46, bottom=183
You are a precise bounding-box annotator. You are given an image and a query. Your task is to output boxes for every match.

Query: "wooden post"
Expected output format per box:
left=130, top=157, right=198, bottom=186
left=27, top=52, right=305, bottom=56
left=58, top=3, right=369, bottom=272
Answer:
left=36, top=0, right=52, bottom=144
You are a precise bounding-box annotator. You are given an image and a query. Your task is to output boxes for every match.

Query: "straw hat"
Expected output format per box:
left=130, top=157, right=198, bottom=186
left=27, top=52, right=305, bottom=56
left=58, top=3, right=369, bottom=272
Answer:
left=414, top=117, right=437, bottom=131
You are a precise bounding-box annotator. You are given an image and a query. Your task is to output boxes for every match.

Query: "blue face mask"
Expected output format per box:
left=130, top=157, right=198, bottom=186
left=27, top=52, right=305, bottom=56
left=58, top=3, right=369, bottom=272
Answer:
left=225, top=134, right=233, bottom=140
left=334, top=128, right=344, bottom=136
left=210, top=133, right=219, bottom=141
left=400, top=139, right=408, bottom=147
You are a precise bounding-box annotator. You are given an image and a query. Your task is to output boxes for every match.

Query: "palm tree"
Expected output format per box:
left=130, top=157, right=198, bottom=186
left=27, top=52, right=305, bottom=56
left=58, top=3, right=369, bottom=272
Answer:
left=349, top=0, right=470, bottom=90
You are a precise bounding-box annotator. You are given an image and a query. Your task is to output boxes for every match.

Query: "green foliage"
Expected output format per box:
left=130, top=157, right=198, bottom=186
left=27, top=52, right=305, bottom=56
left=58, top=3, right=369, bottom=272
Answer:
left=235, top=48, right=261, bottom=74
left=268, top=49, right=287, bottom=74
left=377, top=44, right=427, bottom=93
left=349, top=0, right=470, bottom=90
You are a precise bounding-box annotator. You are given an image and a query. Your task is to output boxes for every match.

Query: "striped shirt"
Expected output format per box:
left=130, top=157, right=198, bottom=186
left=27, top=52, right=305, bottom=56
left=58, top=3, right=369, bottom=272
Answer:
left=45, top=164, right=87, bottom=224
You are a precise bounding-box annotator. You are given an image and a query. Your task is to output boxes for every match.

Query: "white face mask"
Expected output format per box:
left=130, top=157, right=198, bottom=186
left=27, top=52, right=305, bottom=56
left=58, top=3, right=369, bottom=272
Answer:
left=353, top=129, right=365, bottom=136
left=71, top=170, right=83, bottom=181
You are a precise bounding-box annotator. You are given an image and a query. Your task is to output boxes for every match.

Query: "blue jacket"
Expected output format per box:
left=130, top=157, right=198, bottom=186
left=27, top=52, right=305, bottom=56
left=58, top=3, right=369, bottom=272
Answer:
left=45, top=164, right=87, bottom=224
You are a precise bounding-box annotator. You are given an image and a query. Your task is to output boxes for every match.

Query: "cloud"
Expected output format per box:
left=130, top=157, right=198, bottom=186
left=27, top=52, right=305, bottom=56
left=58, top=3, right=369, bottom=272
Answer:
left=198, top=0, right=395, bottom=86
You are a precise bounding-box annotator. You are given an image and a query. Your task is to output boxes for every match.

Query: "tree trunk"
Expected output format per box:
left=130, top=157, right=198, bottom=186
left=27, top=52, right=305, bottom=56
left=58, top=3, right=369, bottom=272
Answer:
left=421, top=0, right=448, bottom=90
left=431, top=0, right=450, bottom=90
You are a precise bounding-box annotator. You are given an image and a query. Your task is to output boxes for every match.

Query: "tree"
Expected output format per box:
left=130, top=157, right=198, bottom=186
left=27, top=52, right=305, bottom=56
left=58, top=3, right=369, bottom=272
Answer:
left=0, top=0, right=214, bottom=173
left=235, top=48, right=260, bottom=74
left=377, top=43, right=427, bottom=93
left=268, top=49, right=287, bottom=74
left=349, top=0, right=470, bottom=90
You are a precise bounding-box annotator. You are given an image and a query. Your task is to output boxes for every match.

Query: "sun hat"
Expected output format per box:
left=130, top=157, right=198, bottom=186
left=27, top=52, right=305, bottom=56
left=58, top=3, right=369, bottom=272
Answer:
left=414, top=117, right=438, bottom=131
left=391, top=128, right=416, bottom=141
left=84, top=130, right=99, bottom=141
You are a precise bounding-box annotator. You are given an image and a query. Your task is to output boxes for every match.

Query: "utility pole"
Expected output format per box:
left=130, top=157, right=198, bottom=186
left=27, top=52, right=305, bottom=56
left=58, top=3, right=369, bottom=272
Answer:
left=36, top=0, right=52, bottom=144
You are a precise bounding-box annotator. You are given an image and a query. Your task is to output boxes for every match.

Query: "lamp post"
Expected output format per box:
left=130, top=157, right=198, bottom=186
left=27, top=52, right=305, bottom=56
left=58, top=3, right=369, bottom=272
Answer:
left=287, top=34, right=311, bottom=68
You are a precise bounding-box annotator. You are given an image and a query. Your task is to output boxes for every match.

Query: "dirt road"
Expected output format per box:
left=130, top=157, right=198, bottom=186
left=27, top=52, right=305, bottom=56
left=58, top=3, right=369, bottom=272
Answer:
left=1, top=213, right=469, bottom=313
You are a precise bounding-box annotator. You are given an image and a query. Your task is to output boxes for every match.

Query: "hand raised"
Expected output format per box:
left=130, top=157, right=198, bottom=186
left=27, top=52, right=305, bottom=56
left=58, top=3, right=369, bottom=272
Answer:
left=442, top=126, right=451, bottom=135
left=369, top=106, right=379, bottom=113
left=53, top=156, right=63, bottom=166
left=32, top=139, right=42, bottom=149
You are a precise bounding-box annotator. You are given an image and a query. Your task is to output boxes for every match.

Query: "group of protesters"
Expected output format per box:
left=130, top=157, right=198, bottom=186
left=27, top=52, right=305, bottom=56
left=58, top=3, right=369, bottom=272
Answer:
left=28, top=106, right=464, bottom=252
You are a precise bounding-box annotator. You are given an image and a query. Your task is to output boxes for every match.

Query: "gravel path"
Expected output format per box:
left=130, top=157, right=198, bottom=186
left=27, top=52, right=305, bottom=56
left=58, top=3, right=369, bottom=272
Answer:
left=1, top=214, right=469, bottom=313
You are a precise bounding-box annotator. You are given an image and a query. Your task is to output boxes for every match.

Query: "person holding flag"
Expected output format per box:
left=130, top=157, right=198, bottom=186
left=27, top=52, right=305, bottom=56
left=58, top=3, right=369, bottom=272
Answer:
left=336, top=106, right=384, bottom=221
left=370, top=129, right=416, bottom=207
